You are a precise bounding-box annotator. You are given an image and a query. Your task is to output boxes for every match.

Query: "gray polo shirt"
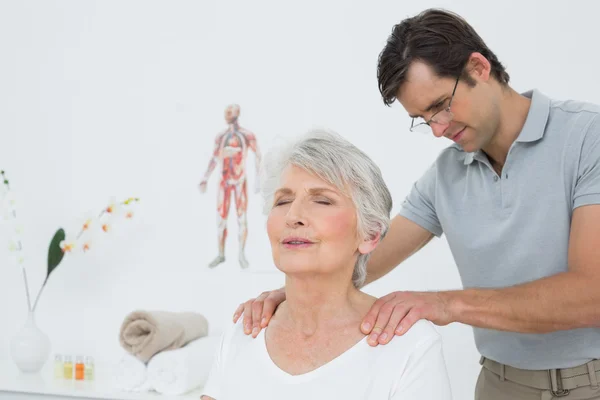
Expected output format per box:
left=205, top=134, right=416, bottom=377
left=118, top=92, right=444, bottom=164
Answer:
left=399, top=89, right=600, bottom=369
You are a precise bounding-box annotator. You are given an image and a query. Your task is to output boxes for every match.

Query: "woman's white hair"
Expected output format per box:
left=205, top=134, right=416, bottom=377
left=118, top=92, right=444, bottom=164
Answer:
left=260, top=128, right=393, bottom=288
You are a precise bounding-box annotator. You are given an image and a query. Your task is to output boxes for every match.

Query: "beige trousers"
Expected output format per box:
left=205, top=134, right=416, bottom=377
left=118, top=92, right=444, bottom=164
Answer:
left=475, top=357, right=600, bottom=400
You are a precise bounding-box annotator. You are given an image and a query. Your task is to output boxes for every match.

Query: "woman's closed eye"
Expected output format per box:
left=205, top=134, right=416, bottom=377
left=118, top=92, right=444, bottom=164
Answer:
left=273, top=197, right=333, bottom=207
left=313, top=196, right=333, bottom=205
left=274, top=199, right=291, bottom=207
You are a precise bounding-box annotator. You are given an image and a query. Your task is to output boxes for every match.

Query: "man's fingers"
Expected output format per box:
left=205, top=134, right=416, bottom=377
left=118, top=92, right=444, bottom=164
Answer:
left=237, top=289, right=286, bottom=337
left=232, top=303, right=244, bottom=323
left=260, top=294, right=278, bottom=327
left=378, top=305, right=409, bottom=344
left=251, top=301, right=263, bottom=338
left=395, top=308, right=422, bottom=336
left=361, top=293, right=395, bottom=334
left=261, top=289, right=286, bottom=327
left=250, top=293, right=270, bottom=338
left=242, top=301, right=253, bottom=335
left=367, top=300, right=398, bottom=346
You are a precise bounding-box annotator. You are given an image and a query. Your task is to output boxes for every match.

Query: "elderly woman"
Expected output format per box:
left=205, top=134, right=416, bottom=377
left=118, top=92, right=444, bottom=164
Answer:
left=201, top=129, right=452, bottom=399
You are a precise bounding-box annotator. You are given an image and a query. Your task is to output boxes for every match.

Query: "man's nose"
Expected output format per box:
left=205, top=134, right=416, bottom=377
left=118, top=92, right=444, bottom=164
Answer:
left=431, top=122, right=448, bottom=138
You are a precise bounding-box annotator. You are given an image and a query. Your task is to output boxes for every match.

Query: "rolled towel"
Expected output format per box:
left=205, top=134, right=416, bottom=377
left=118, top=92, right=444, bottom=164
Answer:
left=119, top=310, right=209, bottom=363
left=111, top=352, right=151, bottom=392
left=147, top=335, right=221, bottom=395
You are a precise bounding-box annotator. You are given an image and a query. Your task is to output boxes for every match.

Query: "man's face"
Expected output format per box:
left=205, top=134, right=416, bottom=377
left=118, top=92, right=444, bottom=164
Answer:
left=397, top=61, right=499, bottom=153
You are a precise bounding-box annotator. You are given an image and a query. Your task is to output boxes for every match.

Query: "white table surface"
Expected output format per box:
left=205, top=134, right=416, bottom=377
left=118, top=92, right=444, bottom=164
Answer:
left=0, top=360, right=203, bottom=400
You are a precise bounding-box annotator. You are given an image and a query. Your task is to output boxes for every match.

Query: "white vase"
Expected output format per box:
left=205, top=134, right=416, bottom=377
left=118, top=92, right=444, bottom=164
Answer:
left=10, top=311, right=51, bottom=373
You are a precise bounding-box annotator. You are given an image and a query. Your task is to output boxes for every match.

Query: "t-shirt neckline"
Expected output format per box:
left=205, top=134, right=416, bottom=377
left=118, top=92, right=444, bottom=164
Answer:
left=257, top=326, right=369, bottom=383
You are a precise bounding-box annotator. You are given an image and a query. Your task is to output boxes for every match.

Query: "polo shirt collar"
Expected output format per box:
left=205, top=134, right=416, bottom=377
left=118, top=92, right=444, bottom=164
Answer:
left=463, top=89, right=550, bottom=165
left=516, top=89, right=550, bottom=143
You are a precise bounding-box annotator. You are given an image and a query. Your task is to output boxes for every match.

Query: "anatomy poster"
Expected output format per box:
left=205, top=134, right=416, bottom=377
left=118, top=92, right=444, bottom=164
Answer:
left=199, top=104, right=261, bottom=269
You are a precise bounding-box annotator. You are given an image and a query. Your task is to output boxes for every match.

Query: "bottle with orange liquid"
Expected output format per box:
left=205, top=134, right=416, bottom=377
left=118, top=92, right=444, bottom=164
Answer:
left=75, top=356, right=85, bottom=380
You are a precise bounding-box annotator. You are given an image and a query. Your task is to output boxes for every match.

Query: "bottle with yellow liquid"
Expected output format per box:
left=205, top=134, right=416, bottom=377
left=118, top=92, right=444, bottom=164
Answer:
left=63, top=356, right=73, bottom=379
left=54, top=355, right=63, bottom=379
left=84, top=356, right=94, bottom=381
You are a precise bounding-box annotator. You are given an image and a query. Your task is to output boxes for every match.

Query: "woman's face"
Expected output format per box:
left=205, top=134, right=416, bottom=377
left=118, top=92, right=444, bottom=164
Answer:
left=267, top=165, right=375, bottom=280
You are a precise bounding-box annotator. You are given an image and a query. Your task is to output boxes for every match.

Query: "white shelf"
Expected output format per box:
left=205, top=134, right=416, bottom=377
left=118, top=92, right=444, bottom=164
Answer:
left=0, top=360, right=203, bottom=400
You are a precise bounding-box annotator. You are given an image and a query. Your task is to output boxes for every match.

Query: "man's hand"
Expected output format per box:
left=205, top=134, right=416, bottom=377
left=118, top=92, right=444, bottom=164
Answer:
left=360, top=291, right=454, bottom=346
left=233, top=288, right=286, bottom=338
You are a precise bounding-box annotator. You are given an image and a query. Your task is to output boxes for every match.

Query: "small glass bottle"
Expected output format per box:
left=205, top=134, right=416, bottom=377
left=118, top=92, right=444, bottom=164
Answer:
left=84, top=356, right=94, bottom=381
left=63, top=356, right=73, bottom=379
left=75, top=356, right=85, bottom=380
left=54, top=355, right=63, bottom=379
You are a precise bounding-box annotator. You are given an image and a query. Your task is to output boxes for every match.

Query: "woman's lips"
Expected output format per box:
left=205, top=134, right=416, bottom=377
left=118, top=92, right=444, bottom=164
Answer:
left=283, top=242, right=314, bottom=249
left=282, top=237, right=315, bottom=249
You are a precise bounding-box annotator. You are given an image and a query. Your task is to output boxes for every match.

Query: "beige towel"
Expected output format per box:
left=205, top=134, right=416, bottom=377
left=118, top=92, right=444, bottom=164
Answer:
left=119, top=310, right=209, bottom=363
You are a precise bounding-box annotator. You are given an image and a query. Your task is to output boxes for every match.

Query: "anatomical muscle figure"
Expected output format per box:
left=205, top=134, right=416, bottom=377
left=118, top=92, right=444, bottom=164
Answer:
left=199, top=104, right=261, bottom=269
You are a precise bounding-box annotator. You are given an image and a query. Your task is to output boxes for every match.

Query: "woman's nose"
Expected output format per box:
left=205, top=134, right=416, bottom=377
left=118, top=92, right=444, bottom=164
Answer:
left=285, top=201, right=307, bottom=227
left=286, top=218, right=305, bottom=227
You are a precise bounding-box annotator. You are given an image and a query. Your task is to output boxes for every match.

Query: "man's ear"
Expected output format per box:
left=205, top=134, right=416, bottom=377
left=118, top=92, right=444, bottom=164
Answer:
left=467, top=52, right=491, bottom=82
left=358, top=231, right=382, bottom=255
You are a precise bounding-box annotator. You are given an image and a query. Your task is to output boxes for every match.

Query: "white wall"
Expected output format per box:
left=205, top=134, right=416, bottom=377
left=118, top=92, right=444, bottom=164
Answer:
left=1, top=1, right=599, bottom=399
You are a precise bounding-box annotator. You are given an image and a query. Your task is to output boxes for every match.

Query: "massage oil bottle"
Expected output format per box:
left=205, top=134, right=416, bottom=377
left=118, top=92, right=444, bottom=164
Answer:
left=54, top=355, right=63, bottom=379
left=63, top=356, right=73, bottom=379
left=85, top=356, right=94, bottom=380
left=75, top=356, right=85, bottom=380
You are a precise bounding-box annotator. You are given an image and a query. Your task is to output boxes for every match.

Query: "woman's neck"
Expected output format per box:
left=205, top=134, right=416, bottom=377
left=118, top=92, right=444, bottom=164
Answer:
left=275, top=273, right=375, bottom=338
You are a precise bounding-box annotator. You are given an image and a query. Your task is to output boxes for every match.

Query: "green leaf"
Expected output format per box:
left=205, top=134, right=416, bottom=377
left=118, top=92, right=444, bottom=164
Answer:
left=47, top=228, right=66, bottom=277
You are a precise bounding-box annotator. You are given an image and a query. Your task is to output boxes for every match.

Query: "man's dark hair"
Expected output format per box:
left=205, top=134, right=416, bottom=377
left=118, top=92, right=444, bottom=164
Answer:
left=377, top=8, right=510, bottom=106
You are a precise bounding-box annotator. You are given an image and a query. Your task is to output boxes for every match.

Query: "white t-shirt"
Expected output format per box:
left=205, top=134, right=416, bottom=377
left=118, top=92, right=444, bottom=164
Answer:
left=201, top=319, right=453, bottom=399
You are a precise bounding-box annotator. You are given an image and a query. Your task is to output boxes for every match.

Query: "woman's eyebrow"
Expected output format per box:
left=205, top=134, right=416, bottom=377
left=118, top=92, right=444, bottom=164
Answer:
left=307, top=187, right=339, bottom=195
left=274, top=188, right=293, bottom=196
left=274, top=187, right=339, bottom=196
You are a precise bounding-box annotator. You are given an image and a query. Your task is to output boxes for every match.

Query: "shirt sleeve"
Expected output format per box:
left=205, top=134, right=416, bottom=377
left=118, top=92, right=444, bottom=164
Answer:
left=200, top=324, right=235, bottom=399
left=391, top=334, right=453, bottom=399
left=573, top=116, right=600, bottom=209
left=398, top=162, right=443, bottom=237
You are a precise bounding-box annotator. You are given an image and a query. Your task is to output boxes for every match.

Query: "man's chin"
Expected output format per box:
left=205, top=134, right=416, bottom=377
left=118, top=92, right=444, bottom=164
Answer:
left=458, top=141, right=479, bottom=153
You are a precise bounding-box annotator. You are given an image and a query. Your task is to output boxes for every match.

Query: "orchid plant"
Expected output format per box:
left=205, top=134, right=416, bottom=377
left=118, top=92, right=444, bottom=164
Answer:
left=0, top=170, right=139, bottom=313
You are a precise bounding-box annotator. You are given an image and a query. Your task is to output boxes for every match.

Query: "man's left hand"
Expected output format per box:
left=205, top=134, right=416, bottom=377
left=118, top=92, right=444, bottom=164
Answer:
left=360, top=291, right=454, bottom=346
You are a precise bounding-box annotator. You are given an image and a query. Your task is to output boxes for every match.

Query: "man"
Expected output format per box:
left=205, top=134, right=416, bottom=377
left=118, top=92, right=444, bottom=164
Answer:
left=234, top=9, right=600, bottom=399
left=199, top=104, right=261, bottom=269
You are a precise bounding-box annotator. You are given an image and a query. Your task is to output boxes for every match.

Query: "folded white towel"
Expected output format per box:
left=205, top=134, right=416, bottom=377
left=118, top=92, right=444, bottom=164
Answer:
left=111, top=352, right=151, bottom=392
left=147, top=335, right=221, bottom=395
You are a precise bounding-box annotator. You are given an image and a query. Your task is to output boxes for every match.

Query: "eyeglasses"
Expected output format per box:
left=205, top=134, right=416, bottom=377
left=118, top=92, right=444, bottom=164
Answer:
left=409, top=76, right=460, bottom=134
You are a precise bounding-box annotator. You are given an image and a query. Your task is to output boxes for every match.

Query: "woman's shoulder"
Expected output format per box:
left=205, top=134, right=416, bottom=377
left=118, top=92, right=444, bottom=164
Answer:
left=220, top=318, right=255, bottom=346
left=211, top=318, right=263, bottom=364
left=380, top=321, right=452, bottom=398
left=401, top=319, right=441, bottom=341
left=379, top=319, right=443, bottom=356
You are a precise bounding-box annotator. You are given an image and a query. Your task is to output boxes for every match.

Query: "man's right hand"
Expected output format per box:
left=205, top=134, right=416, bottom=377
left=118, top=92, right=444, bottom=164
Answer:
left=232, top=288, right=286, bottom=338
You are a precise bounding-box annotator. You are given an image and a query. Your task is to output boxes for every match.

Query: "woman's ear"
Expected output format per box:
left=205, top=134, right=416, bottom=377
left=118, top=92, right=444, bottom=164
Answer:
left=357, top=231, right=381, bottom=255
